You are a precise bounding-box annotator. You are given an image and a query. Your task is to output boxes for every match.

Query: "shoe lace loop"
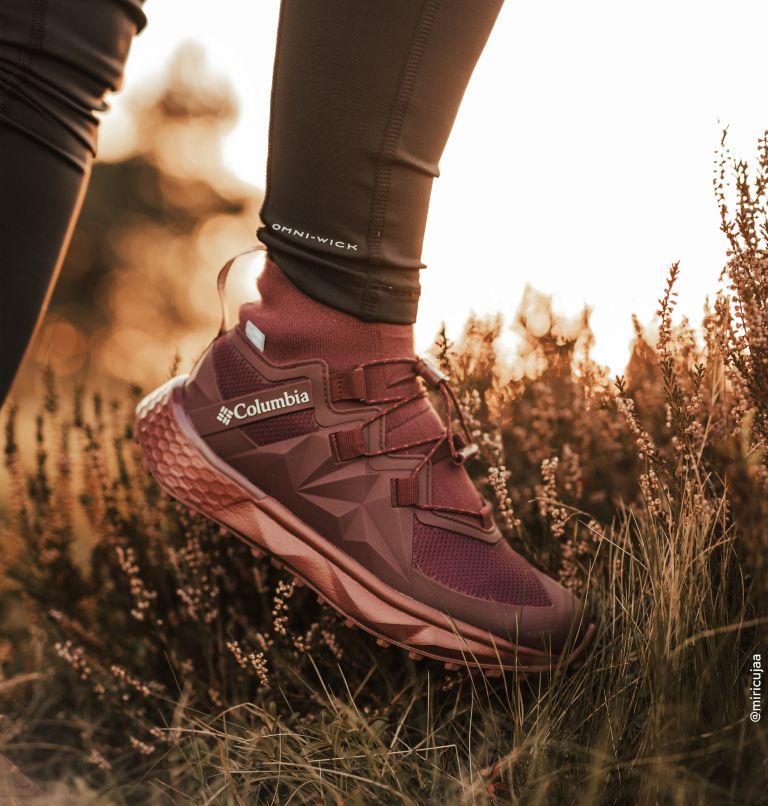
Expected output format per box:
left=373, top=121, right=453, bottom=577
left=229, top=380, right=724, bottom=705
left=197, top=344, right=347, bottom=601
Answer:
left=331, top=354, right=488, bottom=524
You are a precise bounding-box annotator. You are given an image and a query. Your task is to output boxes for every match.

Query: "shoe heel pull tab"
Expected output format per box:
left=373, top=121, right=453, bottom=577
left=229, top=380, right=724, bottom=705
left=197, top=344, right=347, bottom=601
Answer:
left=216, top=244, right=268, bottom=336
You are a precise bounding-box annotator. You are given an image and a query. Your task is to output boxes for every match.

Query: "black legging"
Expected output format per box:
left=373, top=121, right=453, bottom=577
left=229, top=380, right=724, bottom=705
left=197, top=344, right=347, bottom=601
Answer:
left=0, top=0, right=503, bottom=406
left=0, top=0, right=146, bottom=404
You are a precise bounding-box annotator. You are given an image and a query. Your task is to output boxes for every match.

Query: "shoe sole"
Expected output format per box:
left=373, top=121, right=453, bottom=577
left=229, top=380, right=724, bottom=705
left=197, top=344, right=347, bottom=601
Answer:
left=134, top=376, right=595, bottom=675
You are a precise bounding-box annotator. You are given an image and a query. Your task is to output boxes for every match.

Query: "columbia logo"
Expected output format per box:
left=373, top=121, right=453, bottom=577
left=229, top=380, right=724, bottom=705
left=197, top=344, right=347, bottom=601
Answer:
left=211, top=387, right=312, bottom=430
left=216, top=405, right=234, bottom=426
left=195, top=380, right=314, bottom=438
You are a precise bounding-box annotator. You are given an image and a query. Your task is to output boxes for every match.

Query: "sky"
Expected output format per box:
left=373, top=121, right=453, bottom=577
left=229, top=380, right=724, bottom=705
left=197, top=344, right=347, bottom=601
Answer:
left=102, top=0, right=768, bottom=373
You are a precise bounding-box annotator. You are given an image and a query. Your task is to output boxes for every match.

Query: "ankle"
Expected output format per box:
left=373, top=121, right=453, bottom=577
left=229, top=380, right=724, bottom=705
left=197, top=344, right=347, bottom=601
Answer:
left=238, top=258, right=415, bottom=373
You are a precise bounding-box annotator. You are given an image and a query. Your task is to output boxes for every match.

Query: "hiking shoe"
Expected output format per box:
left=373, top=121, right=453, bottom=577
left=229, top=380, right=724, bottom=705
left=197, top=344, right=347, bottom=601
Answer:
left=134, top=250, right=594, bottom=674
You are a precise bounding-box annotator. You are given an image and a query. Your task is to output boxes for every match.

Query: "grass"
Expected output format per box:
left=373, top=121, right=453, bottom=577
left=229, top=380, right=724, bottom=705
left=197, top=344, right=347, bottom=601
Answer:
left=0, top=130, right=766, bottom=804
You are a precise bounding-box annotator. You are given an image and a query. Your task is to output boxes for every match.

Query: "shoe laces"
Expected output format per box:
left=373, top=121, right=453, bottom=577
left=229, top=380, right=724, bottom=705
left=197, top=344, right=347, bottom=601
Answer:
left=341, top=355, right=489, bottom=522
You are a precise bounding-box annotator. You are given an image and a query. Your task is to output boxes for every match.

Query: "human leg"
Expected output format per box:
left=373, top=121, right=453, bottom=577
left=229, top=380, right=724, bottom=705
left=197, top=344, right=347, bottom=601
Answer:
left=258, top=0, right=504, bottom=324
left=0, top=0, right=146, bottom=404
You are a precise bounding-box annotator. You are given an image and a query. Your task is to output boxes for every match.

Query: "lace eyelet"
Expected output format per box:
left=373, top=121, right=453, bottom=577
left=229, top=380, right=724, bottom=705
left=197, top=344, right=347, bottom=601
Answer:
left=452, top=442, right=479, bottom=464
left=414, top=355, right=448, bottom=387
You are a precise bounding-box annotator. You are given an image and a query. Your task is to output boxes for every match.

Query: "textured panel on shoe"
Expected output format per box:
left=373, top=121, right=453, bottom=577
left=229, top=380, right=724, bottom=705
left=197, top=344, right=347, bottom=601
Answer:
left=243, top=409, right=317, bottom=446
left=213, top=336, right=318, bottom=446
left=412, top=519, right=551, bottom=606
left=213, top=337, right=272, bottom=397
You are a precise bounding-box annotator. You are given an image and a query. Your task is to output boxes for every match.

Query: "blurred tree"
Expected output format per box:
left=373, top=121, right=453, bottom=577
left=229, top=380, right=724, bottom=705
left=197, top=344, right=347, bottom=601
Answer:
left=29, top=44, right=261, bottom=389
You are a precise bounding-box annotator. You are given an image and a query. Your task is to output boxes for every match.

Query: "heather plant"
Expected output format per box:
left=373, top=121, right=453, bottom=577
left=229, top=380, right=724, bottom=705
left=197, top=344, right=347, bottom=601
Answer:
left=0, top=133, right=766, bottom=804
left=712, top=128, right=768, bottom=594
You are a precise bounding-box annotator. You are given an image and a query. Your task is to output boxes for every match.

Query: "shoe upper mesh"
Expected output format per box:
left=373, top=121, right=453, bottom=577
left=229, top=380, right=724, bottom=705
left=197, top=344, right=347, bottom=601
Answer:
left=243, top=409, right=317, bottom=446
left=412, top=519, right=551, bottom=606
left=213, top=337, right=271, bottom=397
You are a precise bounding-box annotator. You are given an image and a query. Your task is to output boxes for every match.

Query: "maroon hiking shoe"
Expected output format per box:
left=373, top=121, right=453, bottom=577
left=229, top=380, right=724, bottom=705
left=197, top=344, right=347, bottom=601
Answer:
left=135, top=250, right=594, bottom=674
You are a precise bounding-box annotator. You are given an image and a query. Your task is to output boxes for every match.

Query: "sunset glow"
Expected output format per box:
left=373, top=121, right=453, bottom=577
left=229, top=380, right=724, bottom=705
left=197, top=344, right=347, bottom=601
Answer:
left=102, top=0, right=768, bottom=373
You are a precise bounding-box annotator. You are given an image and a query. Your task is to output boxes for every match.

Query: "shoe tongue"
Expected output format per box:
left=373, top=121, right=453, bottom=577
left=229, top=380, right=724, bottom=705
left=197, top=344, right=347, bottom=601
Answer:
left=385, top=396, right=444, bottom=448
left=383, top=390, right=485, bottom=526
left=238, top=258, right=414, bottom=373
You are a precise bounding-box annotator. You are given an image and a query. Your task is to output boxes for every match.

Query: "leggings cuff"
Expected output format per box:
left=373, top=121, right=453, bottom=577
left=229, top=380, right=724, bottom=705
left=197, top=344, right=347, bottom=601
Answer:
left=260, top=241, right=420, bottom=326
